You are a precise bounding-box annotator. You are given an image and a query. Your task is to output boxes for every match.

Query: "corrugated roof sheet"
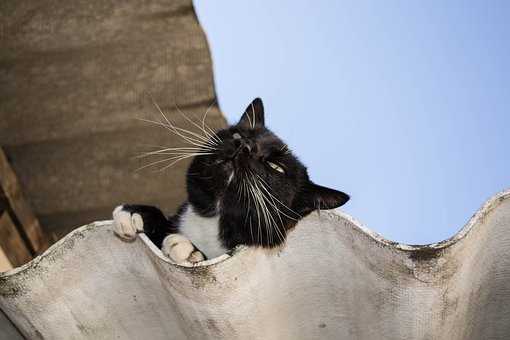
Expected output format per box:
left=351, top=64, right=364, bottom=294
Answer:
left=1, top=190, right=509, bottom=339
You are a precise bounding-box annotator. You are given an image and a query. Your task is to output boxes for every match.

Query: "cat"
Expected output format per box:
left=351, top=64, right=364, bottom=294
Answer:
left=113, top=98, right=349, bottom=264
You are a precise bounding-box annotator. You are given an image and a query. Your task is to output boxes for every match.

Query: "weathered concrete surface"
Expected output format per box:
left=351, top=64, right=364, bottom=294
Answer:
left=0, top=0, right=226, bottom=239
left=1, top=189, right=510, bottom=340
left=0, top=309, right=23, bottom=340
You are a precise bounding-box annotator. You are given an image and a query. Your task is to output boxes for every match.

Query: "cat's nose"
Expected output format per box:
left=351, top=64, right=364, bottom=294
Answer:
left=233, top=139, right=252, bottom=154
left=242, top=143, right=251, bottom=154
left=227, top=138, right=256, bottom=160
left=233, top=139, right=243, bottom=149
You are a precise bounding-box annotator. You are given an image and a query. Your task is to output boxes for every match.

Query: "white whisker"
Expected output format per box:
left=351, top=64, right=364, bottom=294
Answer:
left=145, top=94, right=217, bottom=148
left=137, top=117, right=211, bottom=149
left=174, top=103, right=219, bottom=146
left=248, top=173, right=279, bottom=245
left=201, top=100, right=223, bottom=144
left=136, top=153, right=211, bottom=172
left=255, top=174, right=301, bottom=220
left=136, top=147, right=213, bottom=158
left=146, top=95, right=208, bottom=146
left=136, top=151, right=212, bottom=158
left=250, top=174, right=285, bottom=244
left=247, top=178, right=263, bottom=245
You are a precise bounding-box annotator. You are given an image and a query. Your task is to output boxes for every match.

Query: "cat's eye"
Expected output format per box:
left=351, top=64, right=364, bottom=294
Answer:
left=267, top=161, right=285, bottom=174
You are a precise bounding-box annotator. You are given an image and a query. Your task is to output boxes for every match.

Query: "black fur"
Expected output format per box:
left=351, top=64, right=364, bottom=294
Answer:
left=124, top=98, right=349, bottom=252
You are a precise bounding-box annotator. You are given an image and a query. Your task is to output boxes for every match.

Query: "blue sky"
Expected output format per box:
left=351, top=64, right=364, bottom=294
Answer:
left=194, top=1, right=510, bottom=245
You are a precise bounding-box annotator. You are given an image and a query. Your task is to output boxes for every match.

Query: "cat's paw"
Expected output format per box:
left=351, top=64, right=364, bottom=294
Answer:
left=112, top=205, right=144, bottom=241
left=161, top=234, right=205, bottom=265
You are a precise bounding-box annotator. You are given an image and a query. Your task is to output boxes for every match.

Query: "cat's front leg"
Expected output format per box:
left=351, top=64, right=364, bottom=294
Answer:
left=113, top=204, right=171, bottom=243
left=112, top=204, right=205, bottom=264
left=112, top=205, right=146, bottom=241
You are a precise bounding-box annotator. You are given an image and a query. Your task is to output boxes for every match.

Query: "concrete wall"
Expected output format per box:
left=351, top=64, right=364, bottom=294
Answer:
left=1, top=189, right=509, bottom=339
left=0, top=0, right=226, bottom=240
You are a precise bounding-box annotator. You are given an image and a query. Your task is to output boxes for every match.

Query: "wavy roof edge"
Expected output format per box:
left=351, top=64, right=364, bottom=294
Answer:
left=1, top=188, right=508, bottom=278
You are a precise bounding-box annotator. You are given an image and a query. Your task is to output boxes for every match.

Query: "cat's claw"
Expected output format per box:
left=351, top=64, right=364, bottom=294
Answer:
left=162, top=234, right=205, bottom=265
left=112, top=205, right=144, bottom=241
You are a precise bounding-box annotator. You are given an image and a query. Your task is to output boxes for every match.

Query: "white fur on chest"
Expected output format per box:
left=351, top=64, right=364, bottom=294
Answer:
left=179, top=205, right=227, bottom=259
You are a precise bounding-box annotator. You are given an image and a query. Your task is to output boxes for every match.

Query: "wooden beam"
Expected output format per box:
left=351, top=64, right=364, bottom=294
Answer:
left=0, top=211, right=32, bottom=267
left=0, top=246, right=13, bottom=272
left=0, top=147, right=49, bottom=254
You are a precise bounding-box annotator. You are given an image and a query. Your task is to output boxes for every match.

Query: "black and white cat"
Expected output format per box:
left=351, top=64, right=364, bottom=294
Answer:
left=113, top=98, right=349, bottom=264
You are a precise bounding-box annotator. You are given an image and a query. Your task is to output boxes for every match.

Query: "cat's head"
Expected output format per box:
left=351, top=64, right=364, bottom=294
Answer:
left=187, top=98, right=349, bottom=248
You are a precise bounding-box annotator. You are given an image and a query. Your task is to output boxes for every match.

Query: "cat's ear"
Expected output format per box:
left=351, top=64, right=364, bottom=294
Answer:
left=238, top=98, right=265, bottom=129
left=295, top=182, right=350, bottom=216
